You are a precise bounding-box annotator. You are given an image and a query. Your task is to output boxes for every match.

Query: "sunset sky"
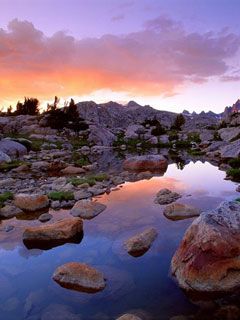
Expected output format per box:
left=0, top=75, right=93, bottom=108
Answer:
left=1, top=0, right=240, bottom=112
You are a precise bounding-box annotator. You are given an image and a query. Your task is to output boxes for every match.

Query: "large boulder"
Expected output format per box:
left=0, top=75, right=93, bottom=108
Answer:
left=124, top=228, right=158, bottom=257
left=0, top=139, right=27, bottom=157
left=219, top=139, right=240, bottom=159
left=53, top=262, right=106, bottom=293
left=23, top=218, right=83, bottom=248
left=125, top=124, right=145, bottom=140
left=14, top=193, right=49, bottom=212
left=70, top=200, right=106, bottom=219
left=171, top=201, right=240, bottom=293
left=218, top=127, right=240, bottom=142
left=123, top=155, right=168, bottom=171
left=88, top=124, right=116, bottom=146
left=163, top=203, right=200, bottom=220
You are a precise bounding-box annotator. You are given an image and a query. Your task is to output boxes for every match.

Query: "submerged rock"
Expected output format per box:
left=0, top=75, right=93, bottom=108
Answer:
left=53, top=262, right=106, bottom=293
left=124, top=228, right=158, bottom=257
left=155, top=188, right=181, bottom=205
left=123, top=155, right=168, bottom=171
left=70, top=200, right=106, bottom=219
left=23, top=218, right=83, bottom=249
left=163, top=203, right=200, bottom=220
left=41, top=303, right=81, bottom=320
left=171, top=201, right=240, bottom=293
left=14, top=193, right=49, bottom=212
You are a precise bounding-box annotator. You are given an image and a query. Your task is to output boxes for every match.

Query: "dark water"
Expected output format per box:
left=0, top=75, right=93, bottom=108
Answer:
left=0, top=161, right=239, bottom=320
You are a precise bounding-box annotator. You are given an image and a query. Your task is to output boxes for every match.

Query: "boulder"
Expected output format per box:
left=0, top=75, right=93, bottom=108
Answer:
left=218, top=127, right=240, bottom=142
left=70, top=200, right=106, bottom=219
left=23, top=218, right=83, bottom=248
left=116, top=315, right=142, bottom=320
left=155, top=189, right=181, bottom=205
left=163, top=203, right=201, bottom=220
left=61, top=166, right=85, bottom=175
left=219, top=139, right=240, bottom=159
left=124, top=228, right=158, bottom=257
left=125, top=124, right=145, bottom=140
left=171, top=201, right=240, bottom=293
left=14, top=193, right=49, bottom=212
left=52, top=262, right=106, bottom=293
left=74, top=190, right=92, bottom=201
left=88, top=125, right=116, bottom=146
left=123, top=155, right=168, bottom=171
left=0, top=139, right=27, bottom=157
left=38, top=213, right=53, bottom=223
left=0, top=205, right=23, bottom=219
left=0, top=151, right=11, bottom=164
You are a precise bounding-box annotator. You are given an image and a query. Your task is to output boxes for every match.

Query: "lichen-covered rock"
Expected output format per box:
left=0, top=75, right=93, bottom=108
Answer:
left=53, top=262, right=106, bottom=293
left=163, top=203, right=200, bottom=220
left=155, top=189, right=181, bottom=205
left=23, top=218, right=83, bottom=248
left=171, top=201, right=240, bottom=293
left=123, top=155, right=168, bottom=171
left=70, top=200, right=106, bottom=219
left=14, top=193, right=49, bottom=212
left=124, top=228, right=158, bottom=257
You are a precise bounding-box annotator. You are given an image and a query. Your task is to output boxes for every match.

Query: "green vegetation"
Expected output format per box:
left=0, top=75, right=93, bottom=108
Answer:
left=228, top=158, right=240, bottom=168
left=227, top=168, right=240, bottom=182
left=187, top=132, right=201, bottom=143
left=187, top=149, right=205, bottom=156
left=70, top=137, right=89, bottom=149
left=68, top=173, right=109, bottom=187
left=171, top=114, right=186, bottom=131
left=235, top=198, right=240, bottom=202
left=0, top=191, right=13, bottom=208
left=0, top=160, right=27, bottom=171
left=71, top=152, right=90, bottom=167
left=213, top=131, right=222, bottom=141
left=48, top=191, right=74, bottom=201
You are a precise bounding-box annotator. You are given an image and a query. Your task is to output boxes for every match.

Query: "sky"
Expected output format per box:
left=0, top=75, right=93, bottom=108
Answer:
left=0, top=0, right=240, bottom=113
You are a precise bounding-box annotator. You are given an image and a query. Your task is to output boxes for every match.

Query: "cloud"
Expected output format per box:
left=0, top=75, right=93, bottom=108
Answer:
left=111, top=14, right=125, bottom=22
left=0, top=16, right=240, bottom=106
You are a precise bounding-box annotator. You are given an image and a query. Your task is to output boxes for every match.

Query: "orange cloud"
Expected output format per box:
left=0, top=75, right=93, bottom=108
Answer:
left=0, top=17, right=240, bottom=108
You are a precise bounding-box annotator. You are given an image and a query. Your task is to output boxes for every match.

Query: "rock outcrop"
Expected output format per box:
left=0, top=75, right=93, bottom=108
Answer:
left=53, top=262, right=106, bottom=293
left=171, top=201, right=240, bottom=293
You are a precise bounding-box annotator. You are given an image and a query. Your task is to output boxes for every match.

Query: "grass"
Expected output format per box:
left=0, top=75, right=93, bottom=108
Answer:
left=0, top=160, right=27, bottom=171
left=68, top=173, right=109, bottom=187
left=48, top=191, right=74, bottom=201
left=235, top=198, right=240, bottom=202
left=187, top=149, right=205, bottom=156
left=228, top=158, right=240, bottom=169
left=227, top=168, right=240, bottom=182
left=0, top=191, right=13, bottom=208
left=187, top=132, right=201, bottom=143
left=69, top=137, right=89, bottom=149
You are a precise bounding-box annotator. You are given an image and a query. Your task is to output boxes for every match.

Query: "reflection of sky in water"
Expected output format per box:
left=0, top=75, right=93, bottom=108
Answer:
left=0, top=161, right=239, bottom=320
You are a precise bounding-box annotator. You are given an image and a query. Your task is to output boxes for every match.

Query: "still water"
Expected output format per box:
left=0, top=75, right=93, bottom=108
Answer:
left=0, top=161, right=238, bottom=320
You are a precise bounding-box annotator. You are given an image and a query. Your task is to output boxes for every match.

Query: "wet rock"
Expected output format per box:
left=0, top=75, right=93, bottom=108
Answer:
left=0, top=205, right=23, bottom=219
left=171, top=201, right=240, bottom=293
left=41, top=304, right=81, bottom=320
left=14, top=193, right=49, bottom=212
left=116, top=315, right=142, bottom=320
left=74, top=190, right=92, bottom=201
left=53, top=262, right=106, bottom=293
left=38, top=213, right=53, bottom=222
left=123, top=155, right=168, bottom=171
left=155, top=189, right=181, bottom=205
left=163, top=203, right=201, bottom=220
left=70, top=200, right=106, bottom=219
left=23, top=218, right=83, bottom=248
left=61, top=166, right=85, bottom=175
left=124, top=228, right=158, bottom=257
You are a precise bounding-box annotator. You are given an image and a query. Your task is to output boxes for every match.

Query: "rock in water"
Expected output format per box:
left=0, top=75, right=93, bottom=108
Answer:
left=116, top=315, right=142, bottom=320
left=171, top=201, right=240, bottom=293
left=163, top=203, right=200, bottom=220
left=155, top=189, right=181, bottom=205
left=52, top=262, right=106, bottom=293
left=14, top=193, right=49, bottom=212
left=70, top=199, right=106, bottom=219
left=124, top=228, right=158, bottom=257
left=0, top=205, right=23, bottom=219
left=23, top=218, right=83, bottom=249
left=123, top=155, right=168, bottom=171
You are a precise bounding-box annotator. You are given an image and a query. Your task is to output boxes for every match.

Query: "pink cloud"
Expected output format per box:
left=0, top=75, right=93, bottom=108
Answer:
left=0, top=16, right=240, bottom=105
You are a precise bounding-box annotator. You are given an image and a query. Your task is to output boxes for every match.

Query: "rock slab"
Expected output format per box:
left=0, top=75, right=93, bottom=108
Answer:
left=163, top=203, right=200, bottom=220
left=70, top=200, right=106, bottom=219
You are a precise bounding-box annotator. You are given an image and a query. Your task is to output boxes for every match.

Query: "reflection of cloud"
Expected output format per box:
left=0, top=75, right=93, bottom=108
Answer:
left=1, top=16, right=240, bottom=105
left=111, top=14, right=125, bottom=22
